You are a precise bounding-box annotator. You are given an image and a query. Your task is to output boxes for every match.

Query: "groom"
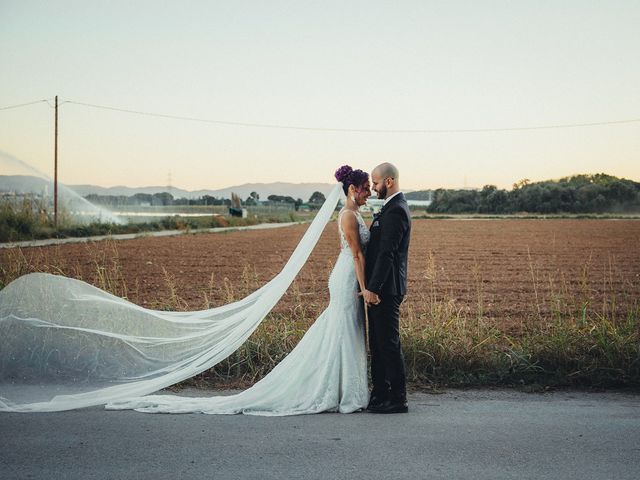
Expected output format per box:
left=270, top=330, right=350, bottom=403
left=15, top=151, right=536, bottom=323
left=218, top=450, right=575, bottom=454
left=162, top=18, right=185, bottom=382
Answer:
left=361, top=163, right=411, bottom=414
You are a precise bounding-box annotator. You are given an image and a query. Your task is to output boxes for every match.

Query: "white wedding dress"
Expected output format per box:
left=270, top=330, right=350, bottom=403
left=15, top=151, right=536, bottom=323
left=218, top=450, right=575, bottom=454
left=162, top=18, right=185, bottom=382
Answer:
left=106, top=209, right=370, bottom=415
left=0, top=185, right=370, bottom=414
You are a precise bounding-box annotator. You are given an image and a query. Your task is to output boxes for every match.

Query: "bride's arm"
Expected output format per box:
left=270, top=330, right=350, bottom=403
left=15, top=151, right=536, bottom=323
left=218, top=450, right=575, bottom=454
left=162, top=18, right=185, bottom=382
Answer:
left=340, top=212, right=367, bottom=293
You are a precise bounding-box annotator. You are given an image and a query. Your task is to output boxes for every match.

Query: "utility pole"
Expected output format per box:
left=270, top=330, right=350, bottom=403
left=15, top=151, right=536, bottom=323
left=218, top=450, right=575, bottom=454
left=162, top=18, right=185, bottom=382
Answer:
left=54, top=95, right=58, bottom=228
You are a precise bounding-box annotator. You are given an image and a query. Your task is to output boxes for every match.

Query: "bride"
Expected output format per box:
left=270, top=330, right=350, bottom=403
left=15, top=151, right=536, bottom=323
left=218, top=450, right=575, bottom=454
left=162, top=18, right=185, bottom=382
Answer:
left=106, top=166, right=373, bottom=415
left=0, top=165, right=374, bottom=415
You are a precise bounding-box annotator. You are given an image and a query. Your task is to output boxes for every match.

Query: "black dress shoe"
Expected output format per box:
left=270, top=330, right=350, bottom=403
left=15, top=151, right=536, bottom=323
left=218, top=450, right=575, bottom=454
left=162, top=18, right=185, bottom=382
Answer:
left=366, top=394, right=387, bottom=411
left=367, top=399, right=408, bottom=414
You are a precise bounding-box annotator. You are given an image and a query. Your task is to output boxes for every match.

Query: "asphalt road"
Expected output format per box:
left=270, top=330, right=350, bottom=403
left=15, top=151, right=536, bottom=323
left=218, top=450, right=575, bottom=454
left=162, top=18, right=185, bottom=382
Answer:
left=1, top=389, right=638, bottom=480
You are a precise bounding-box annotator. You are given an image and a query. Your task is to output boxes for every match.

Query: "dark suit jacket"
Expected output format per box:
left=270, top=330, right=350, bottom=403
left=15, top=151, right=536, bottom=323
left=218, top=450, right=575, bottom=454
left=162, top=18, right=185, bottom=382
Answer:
left=366, top=192, right=411, bottom=297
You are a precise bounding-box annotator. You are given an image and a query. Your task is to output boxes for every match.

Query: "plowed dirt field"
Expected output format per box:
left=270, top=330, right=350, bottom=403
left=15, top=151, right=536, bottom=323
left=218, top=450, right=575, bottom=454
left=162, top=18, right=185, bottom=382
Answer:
left=3, top=219, right=639, bottom=332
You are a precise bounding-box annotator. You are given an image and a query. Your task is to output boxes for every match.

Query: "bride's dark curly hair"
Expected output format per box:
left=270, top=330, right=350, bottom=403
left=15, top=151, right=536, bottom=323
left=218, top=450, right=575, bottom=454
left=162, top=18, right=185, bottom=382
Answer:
left=334, top=165, right=369, bottom=196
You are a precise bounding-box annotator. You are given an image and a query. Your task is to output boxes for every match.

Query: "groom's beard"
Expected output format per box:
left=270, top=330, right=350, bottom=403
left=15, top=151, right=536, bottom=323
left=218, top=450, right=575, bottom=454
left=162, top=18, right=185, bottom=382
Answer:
left=376, top=184, right=387, bottom=200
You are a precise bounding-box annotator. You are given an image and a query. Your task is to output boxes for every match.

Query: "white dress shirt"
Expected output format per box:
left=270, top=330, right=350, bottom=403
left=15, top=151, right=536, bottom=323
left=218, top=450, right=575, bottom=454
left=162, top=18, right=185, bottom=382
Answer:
left=383, top=191, right=402, bottom=206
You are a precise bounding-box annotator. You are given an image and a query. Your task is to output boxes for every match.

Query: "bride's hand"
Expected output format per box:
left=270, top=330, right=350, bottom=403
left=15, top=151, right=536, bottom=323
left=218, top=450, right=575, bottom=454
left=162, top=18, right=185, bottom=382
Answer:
left=359, top=290, right=381, bottom=306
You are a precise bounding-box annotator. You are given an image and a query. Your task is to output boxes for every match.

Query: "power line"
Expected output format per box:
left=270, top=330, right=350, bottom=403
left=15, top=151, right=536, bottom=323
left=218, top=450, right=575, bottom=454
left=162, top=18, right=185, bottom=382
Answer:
left=63, top=100, right=640, bottom=133
left=0, top=99, right=51, bottom=111
left=3, top=97, right=640, bottom=133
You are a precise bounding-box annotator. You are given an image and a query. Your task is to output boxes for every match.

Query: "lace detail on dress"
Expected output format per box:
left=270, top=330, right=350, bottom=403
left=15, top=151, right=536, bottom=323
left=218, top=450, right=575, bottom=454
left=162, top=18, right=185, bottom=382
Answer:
left=338, top=209, right=370, bottom=255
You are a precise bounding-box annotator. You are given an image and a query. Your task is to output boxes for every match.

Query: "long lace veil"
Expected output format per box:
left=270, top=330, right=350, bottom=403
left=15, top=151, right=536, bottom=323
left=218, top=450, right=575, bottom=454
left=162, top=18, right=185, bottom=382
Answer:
left=0, top=184, right=343, bottom=412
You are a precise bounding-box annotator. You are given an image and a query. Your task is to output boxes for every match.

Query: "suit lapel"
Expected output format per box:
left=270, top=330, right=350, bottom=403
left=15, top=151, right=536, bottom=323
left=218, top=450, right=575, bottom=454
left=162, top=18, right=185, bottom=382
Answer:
left=370, top=192, right=404, bottom=232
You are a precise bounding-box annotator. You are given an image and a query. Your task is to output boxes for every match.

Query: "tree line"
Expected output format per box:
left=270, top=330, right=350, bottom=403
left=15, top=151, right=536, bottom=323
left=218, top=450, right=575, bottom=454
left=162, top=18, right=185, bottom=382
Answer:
left=83, top=174, right=640, bottom=214
left=423, top=174, right=640, bottom=214
left=85, top=190, right=328, bottom=210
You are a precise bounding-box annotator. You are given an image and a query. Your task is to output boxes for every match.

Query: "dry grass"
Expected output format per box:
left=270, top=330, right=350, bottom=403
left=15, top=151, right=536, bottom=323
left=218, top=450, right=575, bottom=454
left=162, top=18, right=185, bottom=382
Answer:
left=2, top=230, right=637, bottom=391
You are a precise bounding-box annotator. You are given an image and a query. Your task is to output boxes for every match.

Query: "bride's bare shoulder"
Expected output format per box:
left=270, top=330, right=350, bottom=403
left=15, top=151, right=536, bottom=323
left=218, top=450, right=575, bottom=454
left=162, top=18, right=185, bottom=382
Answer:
left=339, top=209, right=359, bottom=230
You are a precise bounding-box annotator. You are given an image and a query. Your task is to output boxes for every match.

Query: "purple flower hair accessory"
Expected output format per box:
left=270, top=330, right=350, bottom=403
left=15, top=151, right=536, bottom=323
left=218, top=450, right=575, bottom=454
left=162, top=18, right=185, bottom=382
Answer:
left=335, top=164, right=369, bottom=196
left=334, top=165, right=353, bottom=184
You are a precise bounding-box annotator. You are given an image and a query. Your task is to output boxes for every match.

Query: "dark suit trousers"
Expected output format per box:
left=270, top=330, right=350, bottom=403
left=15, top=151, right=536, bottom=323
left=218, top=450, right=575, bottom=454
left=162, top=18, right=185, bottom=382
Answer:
left=368, top=294, right=407, bottom=400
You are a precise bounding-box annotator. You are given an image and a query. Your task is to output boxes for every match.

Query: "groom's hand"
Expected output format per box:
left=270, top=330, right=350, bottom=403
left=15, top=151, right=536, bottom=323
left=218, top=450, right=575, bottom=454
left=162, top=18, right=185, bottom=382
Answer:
left=360, top=290, right=381, bottom=306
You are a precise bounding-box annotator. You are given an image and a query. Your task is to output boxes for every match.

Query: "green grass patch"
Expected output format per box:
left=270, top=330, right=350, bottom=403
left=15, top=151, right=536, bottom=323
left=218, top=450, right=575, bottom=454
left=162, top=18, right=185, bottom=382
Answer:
left=0, top=198, right=310, bottom=243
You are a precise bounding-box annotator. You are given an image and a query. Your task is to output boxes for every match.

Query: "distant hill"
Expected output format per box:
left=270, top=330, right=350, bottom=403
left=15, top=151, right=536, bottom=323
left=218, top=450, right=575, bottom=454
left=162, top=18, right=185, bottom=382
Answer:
left=184, top=182, right=336, bottom=201
left=0, top=175, right=51, bottom=194
left=0, top=175, right=335, bottom=201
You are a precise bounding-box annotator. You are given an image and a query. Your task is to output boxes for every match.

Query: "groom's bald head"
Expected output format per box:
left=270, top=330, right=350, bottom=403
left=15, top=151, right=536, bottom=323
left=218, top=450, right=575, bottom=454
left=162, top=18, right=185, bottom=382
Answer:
left=371, top=163, right=400, bottom=199
left=373, top=162, right=399, bottom=181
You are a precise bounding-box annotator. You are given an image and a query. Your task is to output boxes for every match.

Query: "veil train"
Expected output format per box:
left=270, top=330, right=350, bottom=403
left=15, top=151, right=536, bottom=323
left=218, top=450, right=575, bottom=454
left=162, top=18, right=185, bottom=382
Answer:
left=0, top=184, right=342, bottom=412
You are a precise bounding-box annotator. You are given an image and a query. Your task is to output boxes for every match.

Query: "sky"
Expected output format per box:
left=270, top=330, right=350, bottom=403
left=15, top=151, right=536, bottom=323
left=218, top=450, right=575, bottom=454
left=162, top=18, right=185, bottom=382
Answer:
left=1, top=0, right=639, bottom=191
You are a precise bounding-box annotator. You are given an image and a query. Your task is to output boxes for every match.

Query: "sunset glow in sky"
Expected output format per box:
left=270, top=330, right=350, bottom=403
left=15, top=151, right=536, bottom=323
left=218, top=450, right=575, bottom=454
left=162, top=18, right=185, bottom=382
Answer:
left=1, top=1, right=639, bottom=190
